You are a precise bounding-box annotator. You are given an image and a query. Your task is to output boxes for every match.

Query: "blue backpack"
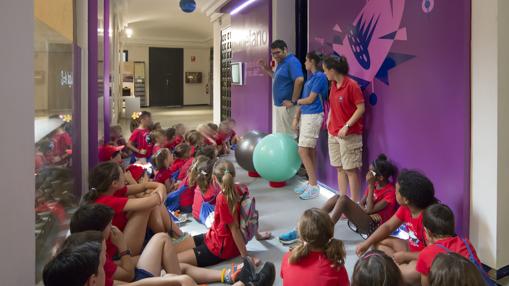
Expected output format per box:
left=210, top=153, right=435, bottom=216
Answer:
left=165, top=183, right=188, bottom=212
left=436, top=237, right=495, bottom=286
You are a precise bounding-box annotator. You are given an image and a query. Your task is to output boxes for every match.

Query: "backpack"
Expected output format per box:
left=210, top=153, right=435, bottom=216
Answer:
left=237, top=185, right=259, bottom=243
left=436, top=237, right=495, bottom=286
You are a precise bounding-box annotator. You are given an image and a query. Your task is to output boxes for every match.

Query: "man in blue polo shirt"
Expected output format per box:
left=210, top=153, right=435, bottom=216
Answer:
left=259, top=40, right=304, bottom=137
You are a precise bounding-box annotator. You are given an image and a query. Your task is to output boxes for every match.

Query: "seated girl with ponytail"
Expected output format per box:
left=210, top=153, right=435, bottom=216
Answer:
left=82, top=162, right=185, bottom=255
left=178, top=159, right=268, bottom=267
left=280, top=208, right=350, bottom=286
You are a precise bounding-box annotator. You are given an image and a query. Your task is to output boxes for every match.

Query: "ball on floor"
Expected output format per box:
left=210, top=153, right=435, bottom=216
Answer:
left=253, top=133, right=301, bottom=182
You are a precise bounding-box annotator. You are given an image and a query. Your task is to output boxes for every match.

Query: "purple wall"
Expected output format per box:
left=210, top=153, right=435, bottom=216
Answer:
left=230, top=0, right=272, bottom=135
left=310, top=0, right=471, bottom=235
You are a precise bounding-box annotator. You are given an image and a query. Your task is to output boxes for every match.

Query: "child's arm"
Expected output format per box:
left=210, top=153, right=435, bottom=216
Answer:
left=124, top=193, right=162, bottom=212
left=393, top=251, right=420, bottom=264
left=228, top=218, right=249, bottom=258
left=126, top=182, right=165, bottom=195
left=110, top=226, right=136, bottom=282
left=356, top=215, right=402, bottom=256
left=126, top=140, right=141, bottom=154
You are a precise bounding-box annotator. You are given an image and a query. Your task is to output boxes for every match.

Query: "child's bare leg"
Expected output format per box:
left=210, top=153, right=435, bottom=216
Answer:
left=123, top=274, right=197, bottom=286
left=177, top=249, right=198, bottom=266
left=345, top=168, right=361, bottom=202
left=180, top=263, right=223, bottom=284
left=149, top=206, right=166, bottom=233
left=330, top=195, right=373, bottom=231
left=399, top=260, right=420, bottom=286
left=136, top=233, right=181, bottom=276
left=124, top=209, right=151, bottom=255
left=337, top=167, right=349, bottom=197
left=375, top=237, right=408, bottom=257
left=173, top=236, right=195, bottom=253
left=322, top=195, right=340, bottom=213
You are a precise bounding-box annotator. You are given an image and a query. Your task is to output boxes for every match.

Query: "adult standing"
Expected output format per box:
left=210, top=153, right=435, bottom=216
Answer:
left=258, top=40, right=304, bottom=137
left=291, top=51, right=329, bottom=200
left=322, top=55, right=365, bottom=202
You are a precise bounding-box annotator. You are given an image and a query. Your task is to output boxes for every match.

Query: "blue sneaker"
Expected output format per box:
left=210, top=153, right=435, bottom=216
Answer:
left=294, top=183, right=308, bottom=195
left=279, top=230, right=299, bottom=245
left=299, top=185, right=320, bottom=200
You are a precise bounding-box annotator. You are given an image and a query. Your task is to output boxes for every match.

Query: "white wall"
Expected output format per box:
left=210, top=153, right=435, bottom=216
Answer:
left=0, top=0, right=35, bottom=284
left=123, top=43, right=212, bottom=106
left=471, top=0, right=509, bottom=270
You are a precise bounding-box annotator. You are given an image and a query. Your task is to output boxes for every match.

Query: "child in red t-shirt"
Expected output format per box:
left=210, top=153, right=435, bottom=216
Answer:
left=356, top=170, right=438, bottom=285
left=352, top=250, right=403, bottom=286
left=428, top=252, right=487, bottom=286
left=190, top=157, right=220, bottom=221
left=164, top=127, right=177, bottom=150
left=197, top=124, right=218, bottom=147
left=167, top=123, right=186, bottom=150
left=280, top=208, right=350, bottom=286
left=127, top=111, right=153, bottom=162
left=151, top=129, right=167, bottom=156
left=178, top=159, right=268, bottom=267
left=185, top=130, right=205, bottom=157
left=82, top=162, right=184, bottom=255
left=170, top=143, right=192, bottom=177
left=417, top=204, right=483, bottom=286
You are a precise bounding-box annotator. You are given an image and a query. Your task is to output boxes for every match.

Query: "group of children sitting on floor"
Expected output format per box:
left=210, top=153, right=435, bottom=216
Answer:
left=42, top=111, right=492, bottom=286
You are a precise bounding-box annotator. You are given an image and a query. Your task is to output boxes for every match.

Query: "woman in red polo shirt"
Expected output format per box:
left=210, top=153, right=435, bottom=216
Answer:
left=322, top=55, right=365, bottom=202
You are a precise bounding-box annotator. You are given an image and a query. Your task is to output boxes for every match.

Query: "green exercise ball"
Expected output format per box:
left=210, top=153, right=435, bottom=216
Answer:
left=253, top=133, right=301, bottom=182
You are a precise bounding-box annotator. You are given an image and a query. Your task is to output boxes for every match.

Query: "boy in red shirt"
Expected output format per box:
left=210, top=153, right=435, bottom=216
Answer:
left=127, top=111, right=153, bottom=162
left=417, top=203, right=482, bottom=286
left=98, top=144, right=124, bottom=164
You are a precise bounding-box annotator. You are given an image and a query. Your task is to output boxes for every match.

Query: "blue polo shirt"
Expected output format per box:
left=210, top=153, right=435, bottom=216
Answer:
left=272, top=54, right=304, bottom=106
left=300, top=71, right=329, bottom=114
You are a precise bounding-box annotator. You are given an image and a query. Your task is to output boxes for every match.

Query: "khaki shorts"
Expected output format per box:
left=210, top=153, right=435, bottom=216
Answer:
left=298, top=113, right=324, bottom=148
left=328, top=133, right=363, bottom=170
left=275, top=105, right=297, bottom=138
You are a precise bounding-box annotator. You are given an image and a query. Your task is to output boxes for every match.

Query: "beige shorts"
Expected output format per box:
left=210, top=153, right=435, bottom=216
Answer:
left=298, top=113, right=324, bottom=148
left=275, top=105, right=297, bottom=138
left=328, top=133, right=363, bottom=170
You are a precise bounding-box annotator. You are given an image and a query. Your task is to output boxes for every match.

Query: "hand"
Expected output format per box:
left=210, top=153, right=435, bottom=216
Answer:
left=257, top=59, right=267, bottom=69
left=338, top=125, right=349, bottom=138
left=110, top=226, right=127, bottom=250
left=392, top=251, right=410, bottom=264
left=366, top=170, right=376, bottom=184
left=292, top=118, right=299, bottom=132
left=139, top=149, right=147, bottom=155
left=156, top=188, right=166, bottom=203
left=356, top=242, right=369, bottom=257
left=282, top=100, right=294, bottom=109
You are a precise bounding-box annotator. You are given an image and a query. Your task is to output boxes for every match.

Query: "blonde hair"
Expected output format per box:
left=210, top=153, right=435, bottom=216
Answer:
left=289, top=208, right=346, bottom=268
left=213, top=159, right=238, bottom=215
left=154, top=148, right=171, bottom=170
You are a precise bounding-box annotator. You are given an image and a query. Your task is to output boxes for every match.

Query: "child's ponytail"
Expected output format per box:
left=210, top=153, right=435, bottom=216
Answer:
left=324, top=238, right=346, bottom=267
left=288, top=240, right=311, bottom=265
left=195, top=158, right=215, bottom=193
left=81, top=188, right=100, bottom=204
left=213, top=159, right=238, bottom=214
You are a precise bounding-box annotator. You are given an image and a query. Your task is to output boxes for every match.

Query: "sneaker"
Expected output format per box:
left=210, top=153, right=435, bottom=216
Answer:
left=294, top=183, right=308, bottom=195
left=278, top=230, right=298, bottom=245
left=299, top=185, right=320, bottom=200
left=237, top=256, right=257, bottom=283
left=251, top=262, right=276, bottom=286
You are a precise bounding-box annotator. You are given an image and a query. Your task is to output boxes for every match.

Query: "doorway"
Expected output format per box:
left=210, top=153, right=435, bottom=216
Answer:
left=149, top=47, right=183, bottom=106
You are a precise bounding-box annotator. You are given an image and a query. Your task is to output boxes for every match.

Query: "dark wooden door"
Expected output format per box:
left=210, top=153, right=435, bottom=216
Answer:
left=149, top=47, right=183, bottom=106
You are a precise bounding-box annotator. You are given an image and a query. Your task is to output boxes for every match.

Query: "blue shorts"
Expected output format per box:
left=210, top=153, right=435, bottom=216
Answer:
left=133, top=268, right=154, bottom=281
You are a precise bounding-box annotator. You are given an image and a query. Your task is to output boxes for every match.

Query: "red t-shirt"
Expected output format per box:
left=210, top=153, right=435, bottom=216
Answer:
left=155, top=167, right=172, bottom=184
left=395, top=206, right=426, bottom=251
left=204, top=186, right=242, bottom=259
left=170, top=158, right=187, bottom=176
left=327, top=76, right=364, bottom=136
left=369, top=183, right=397, bottom=223
left=152, top=144, right=162, bottom=156
left=52, top=131, right=72, bottom=157
left=179, top=178, right=194, bottom=208
left=192, top=183, right=221, bottom=220
left=95, top=187, right=129, bottom=231
left=129, top=128, right=152, bottom=158
left=280, top=251, right=350, bottom=286
left=178, top=158, right=194, bottom=181
left=104, top=253, right=117, bottom=286
left=167, top=135, right=184, bottom=150
left=416, top=237, right=481, bottom=276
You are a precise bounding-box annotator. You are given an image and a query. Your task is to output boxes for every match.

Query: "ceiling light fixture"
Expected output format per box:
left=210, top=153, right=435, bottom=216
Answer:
left=230, top=0, right=257, bottom=15
left=125, top=28, right=133, bottom=38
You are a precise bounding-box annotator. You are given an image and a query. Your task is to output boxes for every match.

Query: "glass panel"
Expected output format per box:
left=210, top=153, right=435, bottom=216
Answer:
left=33, top=0, right=78, bottom=282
